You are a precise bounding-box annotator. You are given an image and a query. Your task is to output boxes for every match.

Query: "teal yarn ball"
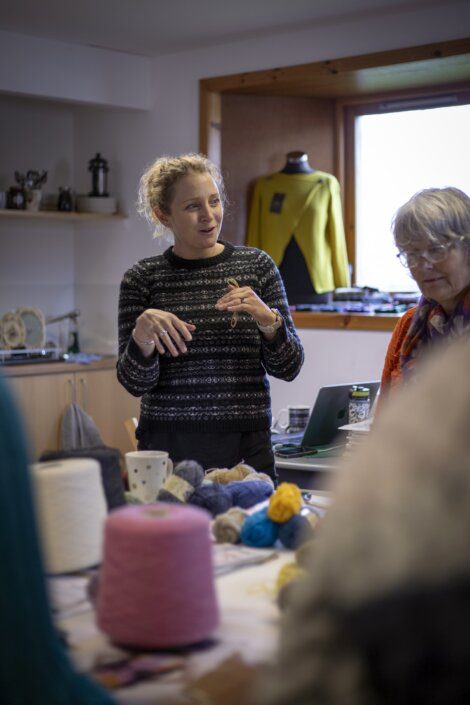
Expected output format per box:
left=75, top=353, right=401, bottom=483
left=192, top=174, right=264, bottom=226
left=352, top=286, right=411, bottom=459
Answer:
left=278, top=513, right=314, bottom=549
left=240, top=508, right=279, bottom=547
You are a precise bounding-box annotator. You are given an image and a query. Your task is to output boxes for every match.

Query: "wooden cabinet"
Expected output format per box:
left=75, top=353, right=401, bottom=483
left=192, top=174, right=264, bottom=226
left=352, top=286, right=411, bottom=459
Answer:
left=5, top=359, right=139, bottom=460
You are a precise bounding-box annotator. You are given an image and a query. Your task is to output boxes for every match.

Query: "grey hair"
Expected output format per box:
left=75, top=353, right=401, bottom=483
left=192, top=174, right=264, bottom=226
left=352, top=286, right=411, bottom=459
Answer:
left=137, top=153, right=227, bottom=238
left=392, top=187, right=470, bottom=251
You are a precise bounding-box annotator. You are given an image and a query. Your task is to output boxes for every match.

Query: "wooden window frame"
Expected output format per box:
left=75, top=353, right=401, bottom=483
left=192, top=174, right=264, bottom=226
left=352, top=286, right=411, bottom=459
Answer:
left=340, top=87, right=470, bottom=285
left=199, top=38, right=470, bottom=332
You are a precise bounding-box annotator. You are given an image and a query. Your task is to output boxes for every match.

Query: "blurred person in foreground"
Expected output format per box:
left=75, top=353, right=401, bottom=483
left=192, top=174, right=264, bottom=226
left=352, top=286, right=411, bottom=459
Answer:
left=254, top=334, right=470, bottom=705
left=0, top=373, right=114, bottom=705
left=381, top=186, right=470, bottom=399
left=182, top=335, right=470, bottom=705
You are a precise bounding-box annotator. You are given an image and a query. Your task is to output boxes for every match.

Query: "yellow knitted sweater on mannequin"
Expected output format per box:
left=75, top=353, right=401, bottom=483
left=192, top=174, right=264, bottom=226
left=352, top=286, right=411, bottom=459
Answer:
left=246, top=171, right=350, bottom=293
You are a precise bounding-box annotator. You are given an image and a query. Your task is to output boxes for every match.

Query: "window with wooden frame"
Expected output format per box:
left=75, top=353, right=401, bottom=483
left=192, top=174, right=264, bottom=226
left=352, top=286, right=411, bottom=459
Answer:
left=199, top=38, right=470, bottom=331
left=342, top=89, right=470, bottom=293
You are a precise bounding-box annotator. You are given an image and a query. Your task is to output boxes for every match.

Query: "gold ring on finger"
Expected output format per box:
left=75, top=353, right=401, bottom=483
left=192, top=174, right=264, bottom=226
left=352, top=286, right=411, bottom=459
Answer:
left=159, top=329, right=169, bottom=337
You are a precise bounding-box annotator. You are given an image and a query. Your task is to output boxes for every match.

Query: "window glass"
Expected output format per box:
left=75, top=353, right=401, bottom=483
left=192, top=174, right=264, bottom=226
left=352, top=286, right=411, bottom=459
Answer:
left=355, top=103, right=470, bottom=292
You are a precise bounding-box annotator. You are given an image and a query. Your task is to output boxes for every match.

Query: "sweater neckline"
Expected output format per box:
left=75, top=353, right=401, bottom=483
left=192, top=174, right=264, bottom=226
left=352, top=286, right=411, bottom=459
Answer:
left=164, top=240, right=235, bottom=269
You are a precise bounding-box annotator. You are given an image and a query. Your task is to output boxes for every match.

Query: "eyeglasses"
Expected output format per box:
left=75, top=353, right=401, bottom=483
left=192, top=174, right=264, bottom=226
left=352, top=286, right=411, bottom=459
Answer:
left=396, top=237, right=463, bottom=269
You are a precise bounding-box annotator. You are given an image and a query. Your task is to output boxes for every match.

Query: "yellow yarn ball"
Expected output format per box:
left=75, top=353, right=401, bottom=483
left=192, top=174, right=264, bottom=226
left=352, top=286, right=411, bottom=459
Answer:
left=267, top=482, right=302, bottom=523
left=276, top=562, right=304, bottom=592
left=295, top=538, right=316, bottom=569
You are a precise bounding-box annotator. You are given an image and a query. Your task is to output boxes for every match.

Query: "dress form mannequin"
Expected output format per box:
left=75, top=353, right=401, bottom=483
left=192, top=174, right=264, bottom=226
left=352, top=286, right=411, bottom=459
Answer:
left=279, top=152, right=330, bottom=304
left=247, top=152, right=349, bottom=304
left=280, top=151, right=314, bottom=175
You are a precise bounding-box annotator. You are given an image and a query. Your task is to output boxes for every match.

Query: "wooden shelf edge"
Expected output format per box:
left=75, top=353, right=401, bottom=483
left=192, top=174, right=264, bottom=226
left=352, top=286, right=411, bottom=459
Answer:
left=0, top=209, right=127, bottom=222
left=292, top=311, right=400, bottom=332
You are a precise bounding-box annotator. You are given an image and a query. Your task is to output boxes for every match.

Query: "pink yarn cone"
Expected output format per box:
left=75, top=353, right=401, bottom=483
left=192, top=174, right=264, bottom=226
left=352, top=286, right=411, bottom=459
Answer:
left=96, top=503, right=219, bottom=648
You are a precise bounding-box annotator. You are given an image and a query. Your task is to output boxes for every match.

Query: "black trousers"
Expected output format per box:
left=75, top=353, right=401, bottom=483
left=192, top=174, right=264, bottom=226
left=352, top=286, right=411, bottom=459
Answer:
left=138, top=428, right=277, bottom=485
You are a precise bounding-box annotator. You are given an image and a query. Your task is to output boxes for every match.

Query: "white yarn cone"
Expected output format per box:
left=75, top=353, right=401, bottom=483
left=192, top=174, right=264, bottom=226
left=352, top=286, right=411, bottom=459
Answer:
left=30, top=458, right=107, bottom=574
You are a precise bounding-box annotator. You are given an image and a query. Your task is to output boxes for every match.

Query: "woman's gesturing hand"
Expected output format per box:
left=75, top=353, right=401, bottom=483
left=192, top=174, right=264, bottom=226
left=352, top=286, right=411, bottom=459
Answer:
left=215, top=282, right=276, bottom=328
left=133, top=309, right=196, bottom=357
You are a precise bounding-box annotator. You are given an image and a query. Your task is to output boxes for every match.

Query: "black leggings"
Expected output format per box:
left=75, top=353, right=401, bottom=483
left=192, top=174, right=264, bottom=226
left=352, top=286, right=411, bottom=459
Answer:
left=138, top=428, right=277, bottom=485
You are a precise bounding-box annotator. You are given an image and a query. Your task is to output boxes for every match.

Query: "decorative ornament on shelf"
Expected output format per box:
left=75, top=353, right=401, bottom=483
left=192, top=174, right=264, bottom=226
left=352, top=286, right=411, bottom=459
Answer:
left=88, top=153, right=109, bottom=197
left=76, top=153, right=116, bottom=214
left=57, top=187, right=73, bottom=212
left=1, top=312, right=26, bottom=350
left=13, top=169, right=48, bottom=212
left=16, top=307, right=46, bottom=349
left=7, top=186, right=26, bottom=210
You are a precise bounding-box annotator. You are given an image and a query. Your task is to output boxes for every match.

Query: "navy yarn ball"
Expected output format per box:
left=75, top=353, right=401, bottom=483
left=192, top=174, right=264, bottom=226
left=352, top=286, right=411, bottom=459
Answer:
left=188, top=483, right=232, bottom=517
left=278, top=513, right=314, bottom=550
left=240, top=508, right=279, bottom=547
left=174, top=459, right=204, bottom=487
left=157, top=488, right=181, bottom=503
left=225, top=479, right=273, bottom=509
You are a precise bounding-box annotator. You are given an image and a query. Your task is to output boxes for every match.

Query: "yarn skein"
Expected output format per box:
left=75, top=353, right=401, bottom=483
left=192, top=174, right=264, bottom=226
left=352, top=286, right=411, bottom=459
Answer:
left=278, top=513, right=314, bottom=550
left=276, top=562, right=306, bottom=611
left=276, top=561, right=304, bottom=592
left=30, top=458, right=107, bottom=574
left=213, top=507, right=248, bottom=543
left=97, top=503, right=219, bottom=649
left=225, top=479, right=273, bottom=509
left=243, top=471, right=275, bottom=489
left=205, top=463, right=255, bottom=484
left=40, top=446, right=126, bottom=511
left=188, top=483, right=233, bottom=516
left=239, top=507, right=279, bottom=548
left=0, top=342, right=114, bottom=705
left=157, top=459, right=204, bottom=503
left=267, top=482, right=302, bottom=523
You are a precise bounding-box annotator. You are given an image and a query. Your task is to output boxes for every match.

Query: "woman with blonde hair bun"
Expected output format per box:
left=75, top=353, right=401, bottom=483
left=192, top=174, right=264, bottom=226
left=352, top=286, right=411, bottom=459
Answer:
left=117, top=153, right=304, bottom=482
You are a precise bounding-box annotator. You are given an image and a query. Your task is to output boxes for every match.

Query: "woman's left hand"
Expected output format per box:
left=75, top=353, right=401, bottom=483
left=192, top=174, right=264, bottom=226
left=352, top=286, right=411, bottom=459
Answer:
left=215, top=283, right=277, bottom=328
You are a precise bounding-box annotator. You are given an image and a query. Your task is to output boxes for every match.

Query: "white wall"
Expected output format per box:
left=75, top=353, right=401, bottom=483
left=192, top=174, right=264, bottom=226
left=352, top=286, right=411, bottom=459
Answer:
left=1, top=0, right=468, bottom=409
left=0, top=95, right=75, bottom=347
left=0, top=30, right=152, bottom=110
left=269, top=328, right=388, bottom=417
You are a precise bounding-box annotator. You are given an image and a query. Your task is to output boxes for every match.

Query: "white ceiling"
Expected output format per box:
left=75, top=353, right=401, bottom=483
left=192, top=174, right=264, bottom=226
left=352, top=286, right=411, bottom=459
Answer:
left=0, top=0, right=443, bottom=57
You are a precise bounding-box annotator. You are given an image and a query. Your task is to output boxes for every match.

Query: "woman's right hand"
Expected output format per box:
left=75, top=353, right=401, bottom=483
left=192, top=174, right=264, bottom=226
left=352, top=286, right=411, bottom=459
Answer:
left=133, top=309, right=196, bottom=357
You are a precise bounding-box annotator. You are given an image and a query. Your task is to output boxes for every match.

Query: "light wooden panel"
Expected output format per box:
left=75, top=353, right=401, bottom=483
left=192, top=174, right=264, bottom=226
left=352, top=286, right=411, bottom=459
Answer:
left=220, top=94, right=336, bottom=246
left=292, top=311, right=399, bottom=332
left=201, top=39, right=470, bottom=98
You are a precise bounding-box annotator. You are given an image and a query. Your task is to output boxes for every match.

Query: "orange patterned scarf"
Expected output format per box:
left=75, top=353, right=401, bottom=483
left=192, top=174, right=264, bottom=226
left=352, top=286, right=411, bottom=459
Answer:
left=400, top=289, right=470, bottom=377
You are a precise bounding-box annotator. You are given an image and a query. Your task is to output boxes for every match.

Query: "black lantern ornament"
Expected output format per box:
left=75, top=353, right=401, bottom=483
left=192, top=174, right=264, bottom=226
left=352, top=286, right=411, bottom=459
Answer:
left=88, top=153, right=109, bottom=197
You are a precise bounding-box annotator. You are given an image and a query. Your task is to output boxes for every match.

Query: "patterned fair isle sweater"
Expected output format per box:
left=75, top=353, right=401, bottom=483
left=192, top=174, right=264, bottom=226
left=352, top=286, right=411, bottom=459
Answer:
left=117, top=241, right=304, bottom=436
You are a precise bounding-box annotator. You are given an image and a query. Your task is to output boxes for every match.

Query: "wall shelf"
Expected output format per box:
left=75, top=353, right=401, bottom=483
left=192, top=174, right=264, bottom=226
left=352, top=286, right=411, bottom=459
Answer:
left=0, top=209, right=126, bottom=222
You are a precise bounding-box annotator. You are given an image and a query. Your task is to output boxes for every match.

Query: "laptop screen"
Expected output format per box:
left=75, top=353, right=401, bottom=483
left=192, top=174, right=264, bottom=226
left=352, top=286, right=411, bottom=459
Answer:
left=273, top=381, right=380, bottom=448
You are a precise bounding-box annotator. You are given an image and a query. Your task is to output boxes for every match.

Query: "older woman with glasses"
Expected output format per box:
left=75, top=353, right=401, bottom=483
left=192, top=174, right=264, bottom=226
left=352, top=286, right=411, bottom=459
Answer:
left=380, top=186, right=470, bottom=397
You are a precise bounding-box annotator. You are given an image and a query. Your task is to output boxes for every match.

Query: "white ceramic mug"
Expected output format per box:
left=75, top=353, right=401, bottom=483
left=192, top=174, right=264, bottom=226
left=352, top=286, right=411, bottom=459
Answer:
left=274, top=405, right=310, bottom=433
left=125, top=451, right=173, bottom=503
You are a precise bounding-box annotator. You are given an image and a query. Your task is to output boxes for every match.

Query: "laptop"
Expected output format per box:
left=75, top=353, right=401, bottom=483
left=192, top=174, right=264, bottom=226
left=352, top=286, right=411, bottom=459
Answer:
left=272, top=381, right=380, bottom=450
